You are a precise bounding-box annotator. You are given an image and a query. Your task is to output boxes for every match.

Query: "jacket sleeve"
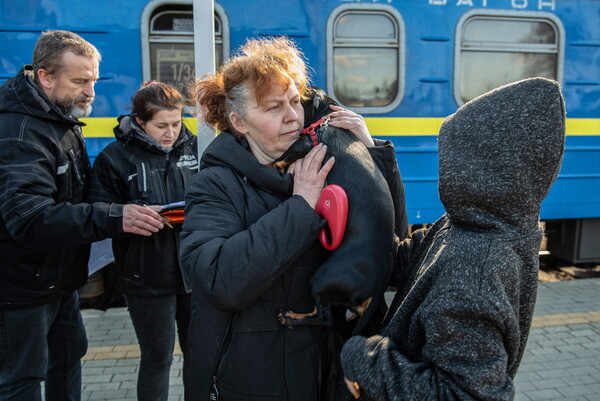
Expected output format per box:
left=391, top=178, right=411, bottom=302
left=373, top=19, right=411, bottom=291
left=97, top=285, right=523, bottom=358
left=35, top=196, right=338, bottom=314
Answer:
left=340, top=292, right=515, bottom=401
left=389, top=228, right=425, bottom=288
left=179, top=167, right=325, bottom=311
left=0, top=137, right=123, bottom=251
left=368, top=139, right=409, bottom=239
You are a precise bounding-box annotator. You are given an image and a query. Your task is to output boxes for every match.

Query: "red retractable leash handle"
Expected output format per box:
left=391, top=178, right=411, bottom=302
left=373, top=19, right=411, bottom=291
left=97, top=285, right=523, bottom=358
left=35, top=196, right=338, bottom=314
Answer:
left=315, top=184, right=348, bottom=251
left=302, top=117, right=347, bottom=250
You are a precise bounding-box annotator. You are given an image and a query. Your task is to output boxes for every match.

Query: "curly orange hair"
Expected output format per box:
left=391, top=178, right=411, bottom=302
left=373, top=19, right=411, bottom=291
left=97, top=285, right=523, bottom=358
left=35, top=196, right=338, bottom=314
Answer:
left=193, top=36, right=310, bottom=134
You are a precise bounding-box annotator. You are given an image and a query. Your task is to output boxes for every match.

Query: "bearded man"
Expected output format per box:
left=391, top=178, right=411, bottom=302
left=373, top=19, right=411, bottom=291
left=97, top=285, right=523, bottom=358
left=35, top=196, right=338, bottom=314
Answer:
left=0, top=30, right=165, bottom=401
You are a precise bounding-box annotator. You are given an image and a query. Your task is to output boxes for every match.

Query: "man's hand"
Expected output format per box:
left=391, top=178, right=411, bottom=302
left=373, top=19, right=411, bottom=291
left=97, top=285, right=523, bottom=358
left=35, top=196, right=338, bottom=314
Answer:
left=122, top=204, right=165, bottom=236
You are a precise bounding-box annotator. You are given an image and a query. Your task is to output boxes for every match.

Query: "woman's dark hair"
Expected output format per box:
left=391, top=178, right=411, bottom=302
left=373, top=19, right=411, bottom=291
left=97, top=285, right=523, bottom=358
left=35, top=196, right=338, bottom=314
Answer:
left=132, top=81, right=185, bottom=122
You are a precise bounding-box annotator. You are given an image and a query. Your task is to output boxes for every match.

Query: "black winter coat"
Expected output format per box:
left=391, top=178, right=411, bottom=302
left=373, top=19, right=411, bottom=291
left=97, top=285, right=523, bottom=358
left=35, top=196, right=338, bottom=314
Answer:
left=179, top=128, right=405, bottom=401
left=340, top=78, right=566, bottom=401
left=0, top=66, right=124, bottom=308
left=90, top=115, right=198, bottom=296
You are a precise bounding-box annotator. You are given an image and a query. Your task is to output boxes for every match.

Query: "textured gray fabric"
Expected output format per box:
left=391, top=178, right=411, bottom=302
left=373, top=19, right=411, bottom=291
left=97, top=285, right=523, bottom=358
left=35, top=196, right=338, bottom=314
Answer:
left=340, top=78, right=565, bottom=401
left=439, top=77, right=565, bottom=233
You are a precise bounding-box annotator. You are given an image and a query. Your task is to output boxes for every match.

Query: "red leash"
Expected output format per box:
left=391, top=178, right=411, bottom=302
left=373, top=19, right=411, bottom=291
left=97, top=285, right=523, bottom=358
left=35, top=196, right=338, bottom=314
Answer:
left=300, top=116, right=329, bottom=147
left=316, top=184, right=348, bottom=251
left=302, top=116, right=347, bottom=251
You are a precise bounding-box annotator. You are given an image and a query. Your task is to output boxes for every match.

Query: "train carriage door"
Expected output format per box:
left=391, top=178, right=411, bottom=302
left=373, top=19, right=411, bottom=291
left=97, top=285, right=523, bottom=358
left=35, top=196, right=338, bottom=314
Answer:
left=327, top=4, right=405, bottom=114
left=141, top=1, right=229, bottom=102
left=454, top=10, right=564, bottom=105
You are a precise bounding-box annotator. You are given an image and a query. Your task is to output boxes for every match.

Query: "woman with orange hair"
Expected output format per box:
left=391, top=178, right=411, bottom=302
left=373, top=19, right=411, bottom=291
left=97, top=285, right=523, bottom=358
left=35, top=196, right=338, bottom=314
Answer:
left=179, top=37, right=405, bottom=401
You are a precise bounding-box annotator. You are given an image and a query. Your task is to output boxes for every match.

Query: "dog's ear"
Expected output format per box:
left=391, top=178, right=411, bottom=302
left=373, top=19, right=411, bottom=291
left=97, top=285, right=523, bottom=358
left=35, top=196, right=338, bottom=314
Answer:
left=302, top=87, right=318, bottom=128
left=303, top=86, right=339, bottom=127
left=310, top=86, right=338, bottom=107
left=318, top=88, right=337, bottom=107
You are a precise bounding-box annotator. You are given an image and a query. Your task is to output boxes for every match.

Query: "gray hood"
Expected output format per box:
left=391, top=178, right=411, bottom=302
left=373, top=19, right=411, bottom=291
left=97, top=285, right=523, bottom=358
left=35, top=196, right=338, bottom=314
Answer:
left=438, top=77, right=565, bottom=234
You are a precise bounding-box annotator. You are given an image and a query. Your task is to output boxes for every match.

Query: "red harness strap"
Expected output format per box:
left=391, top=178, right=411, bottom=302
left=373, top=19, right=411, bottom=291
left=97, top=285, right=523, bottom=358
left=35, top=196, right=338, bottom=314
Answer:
left=300, top=116, right=329, bottom=147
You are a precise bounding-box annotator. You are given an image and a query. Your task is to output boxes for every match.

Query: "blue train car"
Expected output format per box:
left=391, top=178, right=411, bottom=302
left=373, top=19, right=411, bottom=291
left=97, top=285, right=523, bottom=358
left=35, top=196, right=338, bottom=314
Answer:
left=1, top=0, right=599, bottom=262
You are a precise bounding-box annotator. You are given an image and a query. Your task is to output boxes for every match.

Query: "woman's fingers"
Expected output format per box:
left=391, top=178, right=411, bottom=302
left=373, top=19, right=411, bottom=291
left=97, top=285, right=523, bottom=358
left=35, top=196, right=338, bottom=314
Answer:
left=328, top=105, right=374, bottom=147
left=318, top=153, right=335, bottom=180
left=292, top=144, right=335, bottom=209
left=303, top=143, right=326, bottom=166
left=295, top=143, right=328, bottom=177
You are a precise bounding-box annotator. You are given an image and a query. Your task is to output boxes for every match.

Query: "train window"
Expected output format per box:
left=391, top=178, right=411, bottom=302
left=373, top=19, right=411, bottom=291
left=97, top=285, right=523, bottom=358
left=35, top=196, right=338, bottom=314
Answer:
left=141, top=2, right=229, bottom=100
left=327, top=5, right=405, bottom=113
left=455, top=11, right=563, bottom=105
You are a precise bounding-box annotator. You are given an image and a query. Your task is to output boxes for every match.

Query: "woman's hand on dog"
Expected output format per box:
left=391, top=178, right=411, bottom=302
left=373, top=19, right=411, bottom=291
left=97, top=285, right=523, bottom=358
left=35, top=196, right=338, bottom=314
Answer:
left=292, top=143, right=335, bottom=209
left=328, top=105, right=375, bottom=147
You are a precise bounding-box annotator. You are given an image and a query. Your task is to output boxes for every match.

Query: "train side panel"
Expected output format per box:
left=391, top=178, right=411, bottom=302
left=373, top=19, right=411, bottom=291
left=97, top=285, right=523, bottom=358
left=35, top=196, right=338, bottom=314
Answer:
left=1, top=0, right=598, bottom=251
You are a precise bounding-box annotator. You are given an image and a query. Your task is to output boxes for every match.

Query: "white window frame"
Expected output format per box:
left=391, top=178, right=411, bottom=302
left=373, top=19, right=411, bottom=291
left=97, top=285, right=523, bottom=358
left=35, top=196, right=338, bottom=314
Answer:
left=326, top=3, right=405, bottom=114
left=140, top=0, right=229, bottom=84
left=453, top=9, right=564, bottom=106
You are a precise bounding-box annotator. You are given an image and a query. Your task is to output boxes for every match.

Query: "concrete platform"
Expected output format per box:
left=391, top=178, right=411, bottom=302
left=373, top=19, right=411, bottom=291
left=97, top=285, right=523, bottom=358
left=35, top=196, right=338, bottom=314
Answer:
left=80, top=278, right=600, bottom=401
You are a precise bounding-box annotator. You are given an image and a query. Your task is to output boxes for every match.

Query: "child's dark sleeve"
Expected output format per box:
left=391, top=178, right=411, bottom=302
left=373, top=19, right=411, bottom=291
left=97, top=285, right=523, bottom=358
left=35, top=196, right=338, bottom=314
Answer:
left=340, top=292, right=514, bottom=401
left=389, top=227, right=428, bottom=288
left=367, top=139, right=409, bottom=240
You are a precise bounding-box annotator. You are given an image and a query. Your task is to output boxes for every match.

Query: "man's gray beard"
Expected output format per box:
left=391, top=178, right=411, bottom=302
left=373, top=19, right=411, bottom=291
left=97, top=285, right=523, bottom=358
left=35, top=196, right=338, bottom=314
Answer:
left=55, top=96, right=93, bottom=119
left=68, top=103, right=92, bottom=119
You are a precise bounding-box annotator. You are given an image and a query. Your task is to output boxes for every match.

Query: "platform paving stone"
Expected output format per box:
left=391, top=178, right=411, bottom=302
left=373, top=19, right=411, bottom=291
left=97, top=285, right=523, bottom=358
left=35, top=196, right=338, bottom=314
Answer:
left=79, top=277, right=600, bottom=401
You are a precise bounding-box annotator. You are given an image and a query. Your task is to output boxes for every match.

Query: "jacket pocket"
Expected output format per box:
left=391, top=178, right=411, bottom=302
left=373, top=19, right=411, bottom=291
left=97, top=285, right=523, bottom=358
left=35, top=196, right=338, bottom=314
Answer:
left=114, top=237, right=144, bottom=282
left=131, top=162, right=155, bottom=203
left=54, top=148, right=86, bottom=203
left=218, top=330, right=284, bottom=397
left=32, top=250, right=63, bottom=290
left=31, top=247, right=87, bottom=292
left=67, top=148, right=86, bottom=202
left=217, top=302, right=284, bottom=397
left=55, top=154, right=73, bottom=202
left=67, top=149, right=85, bottom=187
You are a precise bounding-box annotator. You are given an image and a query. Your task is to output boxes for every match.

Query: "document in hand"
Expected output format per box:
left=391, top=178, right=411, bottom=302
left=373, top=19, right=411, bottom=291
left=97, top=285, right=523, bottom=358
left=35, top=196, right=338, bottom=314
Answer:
left=159, top=201, right=185, bottom=224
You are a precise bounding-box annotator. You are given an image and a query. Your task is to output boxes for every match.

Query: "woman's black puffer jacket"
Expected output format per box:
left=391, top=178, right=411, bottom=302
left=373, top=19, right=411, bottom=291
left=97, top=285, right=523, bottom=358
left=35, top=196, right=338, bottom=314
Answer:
left=91, top=115, right=198, bottom=296
left=179, top=123, right=406, bottom=400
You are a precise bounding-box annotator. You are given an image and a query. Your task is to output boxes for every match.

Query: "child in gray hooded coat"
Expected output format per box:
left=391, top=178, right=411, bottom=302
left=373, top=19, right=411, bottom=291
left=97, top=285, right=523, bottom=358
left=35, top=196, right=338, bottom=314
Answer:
left=340, top=77, right=566, bottom=401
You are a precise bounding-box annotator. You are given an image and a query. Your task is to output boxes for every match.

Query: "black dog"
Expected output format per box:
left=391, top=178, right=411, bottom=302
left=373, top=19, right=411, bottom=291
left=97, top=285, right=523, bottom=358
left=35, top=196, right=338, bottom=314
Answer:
left=276, top=88, right=395, bottom=335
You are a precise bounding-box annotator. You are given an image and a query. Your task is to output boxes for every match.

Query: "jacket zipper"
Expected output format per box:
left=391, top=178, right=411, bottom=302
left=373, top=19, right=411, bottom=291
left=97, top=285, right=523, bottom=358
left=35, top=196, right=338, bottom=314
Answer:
left=209, top=312, right=237, bottom=401
left=164, top=152, right=192, bottom=292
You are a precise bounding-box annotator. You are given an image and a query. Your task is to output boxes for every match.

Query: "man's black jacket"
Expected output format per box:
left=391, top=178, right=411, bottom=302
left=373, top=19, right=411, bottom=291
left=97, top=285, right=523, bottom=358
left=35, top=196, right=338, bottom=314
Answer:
left=0, top=66, right=123, bottom=308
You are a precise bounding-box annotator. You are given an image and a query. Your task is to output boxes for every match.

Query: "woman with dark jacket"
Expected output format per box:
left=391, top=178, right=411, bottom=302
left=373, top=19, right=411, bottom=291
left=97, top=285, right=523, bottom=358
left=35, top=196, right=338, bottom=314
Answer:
left=91, top=82, right=198, bottom=401
left=179, top=37, right=407, bottom=401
